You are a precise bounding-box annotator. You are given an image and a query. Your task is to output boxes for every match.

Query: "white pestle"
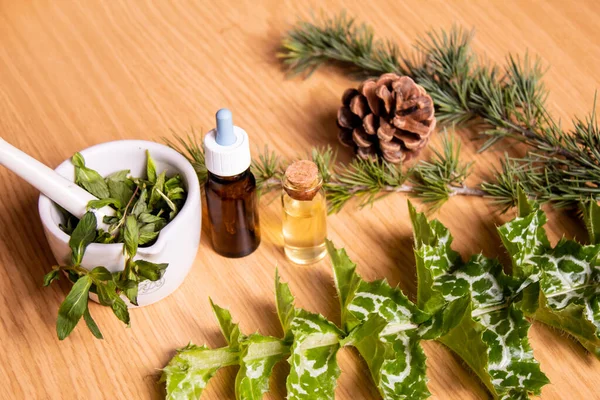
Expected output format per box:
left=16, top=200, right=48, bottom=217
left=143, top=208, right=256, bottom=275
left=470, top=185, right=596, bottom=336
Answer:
left=0, top=137, right=115, bottom=231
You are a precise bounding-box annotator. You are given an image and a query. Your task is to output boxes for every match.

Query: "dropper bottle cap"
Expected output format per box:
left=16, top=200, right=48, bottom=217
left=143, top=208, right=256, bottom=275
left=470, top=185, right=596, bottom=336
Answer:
left=203, top=108, right=251, bottom=177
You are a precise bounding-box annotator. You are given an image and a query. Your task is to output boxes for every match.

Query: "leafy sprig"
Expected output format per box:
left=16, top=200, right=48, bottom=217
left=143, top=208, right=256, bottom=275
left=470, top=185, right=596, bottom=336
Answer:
left=44, top=151, right=183, bottom=340
left=166, top=132, right=484, bottom=213
left=278, top=13, right=600, bottom=209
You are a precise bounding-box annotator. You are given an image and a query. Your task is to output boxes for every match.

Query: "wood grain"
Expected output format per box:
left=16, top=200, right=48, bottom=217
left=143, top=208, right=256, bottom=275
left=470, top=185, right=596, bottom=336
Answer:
left=0, top=1, right=599, bottom=399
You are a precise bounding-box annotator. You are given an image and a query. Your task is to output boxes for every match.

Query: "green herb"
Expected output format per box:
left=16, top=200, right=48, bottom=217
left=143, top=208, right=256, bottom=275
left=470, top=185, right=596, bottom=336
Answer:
left=277, top=13, right=600, bottom=211
left=410, top=201, right=549, bottom=399
left=162, top=240, right=464, bottom=400
left=167, top=131, right=484, bottom=213
left=44, top=151, right=187, bottom=340
left=499, top=191, right=600, bottom=357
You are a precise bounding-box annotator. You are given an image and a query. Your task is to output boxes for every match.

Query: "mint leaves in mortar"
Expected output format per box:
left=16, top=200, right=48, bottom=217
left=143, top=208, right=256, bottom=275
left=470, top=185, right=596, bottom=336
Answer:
left=44, top=151, right=186, bottom=340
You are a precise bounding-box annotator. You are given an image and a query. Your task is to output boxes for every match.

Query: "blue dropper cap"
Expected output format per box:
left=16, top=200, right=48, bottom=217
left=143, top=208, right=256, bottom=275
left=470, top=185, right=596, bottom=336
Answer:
left=216, top=108, right=236, bottom=146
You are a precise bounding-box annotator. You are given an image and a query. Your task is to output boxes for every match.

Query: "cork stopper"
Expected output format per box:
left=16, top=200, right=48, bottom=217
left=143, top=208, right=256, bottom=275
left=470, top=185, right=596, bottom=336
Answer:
left=284, top=160, right=322, bottom=201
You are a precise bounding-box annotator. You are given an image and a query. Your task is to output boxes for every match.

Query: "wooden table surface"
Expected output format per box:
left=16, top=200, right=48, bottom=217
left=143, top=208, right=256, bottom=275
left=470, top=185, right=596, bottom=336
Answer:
left=1, top=1, right=599, bottom=399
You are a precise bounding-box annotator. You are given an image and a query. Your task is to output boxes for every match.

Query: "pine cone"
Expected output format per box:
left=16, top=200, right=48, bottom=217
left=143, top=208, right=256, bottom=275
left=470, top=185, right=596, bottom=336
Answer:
left=337, top=73, right=436, bottom=164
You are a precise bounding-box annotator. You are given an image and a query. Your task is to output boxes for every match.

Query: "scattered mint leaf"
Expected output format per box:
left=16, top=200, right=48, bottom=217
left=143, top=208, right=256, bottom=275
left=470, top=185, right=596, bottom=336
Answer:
left=124, top=215, right=139, bottom=257
left=106, top=169, right=130, bottom=182
left=88, top=266, right=112, bottom=282
left=56, top=275, right=93, bottom=340
left=83, top=305, right=103, bottom=339
left=108, top=179, right=134, bottom=207
left=135, top=260, right=168, bottom=281
left=138, top=223, right=160, bottom=245
left=131, top=189, right=148, bottom=216
left=150, top=171, right=166, bottom=207
left=68, top=212, right=97, bottom=266
left=72, top=153, right=110, bottom=199
left=111, top=296, right=130, bottom=326
left=43, top=268, right=60, bottom=287
left=146, top=150, right=158, bottom=184
left=87, top=198, right=122, bottom=210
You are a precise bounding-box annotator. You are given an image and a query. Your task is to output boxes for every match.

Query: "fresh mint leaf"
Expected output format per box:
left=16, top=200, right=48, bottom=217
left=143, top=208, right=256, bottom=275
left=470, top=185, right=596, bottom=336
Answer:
left=108, top=179, right=134, bottom=208
left=89, top=266, right=112, bottom=282
left=69, top=212, right=97, bottom=266
left=131, top=189, right=148, bottom=216
left=146, top=150, right=158, bottom=184
left=124, top=215, right=139, bottom=257
left=43, top=268, right=60, bottom=286
left=138, top=223, right=159, bottom=245
left=72, top=153, right=110, bottom=199
left=87, top=198, right=122, bottom=210
left=96, top=280, right=118, bottom=306
left=275, top=269, right=295, bottom=342
left=136, top=260, right=168, bottom=281
left=106, top=169, right=130, bottom=182
left=56, top=275, right=92, bottom=340
left=111, top=296, right=130, bottom=326
left=286, top=309, right=342, bottom=400
left=150, top=171, right=166, bottom=207
left=83, top=305, right=103, bottom=339
left=138, top=212, right=164, bottom=224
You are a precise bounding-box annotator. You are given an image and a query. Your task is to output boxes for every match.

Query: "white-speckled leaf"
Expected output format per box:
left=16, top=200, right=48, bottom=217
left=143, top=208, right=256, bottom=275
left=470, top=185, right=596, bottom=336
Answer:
left=346, top=280, right=430, bottom=399
left=328, top=238, right=432, bottom=400
left=411, top=206, right=549, bottom=399
left=235, top=334, right=288, bottom=400
left=161, top=343, right=238, bottom=400
left=286, top=309, right=343, bottom=400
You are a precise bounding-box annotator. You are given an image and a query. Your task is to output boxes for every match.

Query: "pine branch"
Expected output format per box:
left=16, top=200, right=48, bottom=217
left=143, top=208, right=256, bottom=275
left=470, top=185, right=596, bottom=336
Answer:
left=278, top=13, right=600, bottom=209
left=165, top=131, right=484, bottom=214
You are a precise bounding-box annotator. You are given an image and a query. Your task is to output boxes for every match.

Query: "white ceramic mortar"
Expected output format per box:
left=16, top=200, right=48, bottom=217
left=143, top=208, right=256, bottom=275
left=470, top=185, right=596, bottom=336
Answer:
left=38, top=140, right=201, bottom=307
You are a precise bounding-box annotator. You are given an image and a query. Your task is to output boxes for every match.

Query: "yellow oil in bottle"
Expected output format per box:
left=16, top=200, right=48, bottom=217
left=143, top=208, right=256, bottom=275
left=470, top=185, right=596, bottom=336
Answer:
left=282, top=191, right=327, bottom=264
left=281, top=160, right=327, bottom=264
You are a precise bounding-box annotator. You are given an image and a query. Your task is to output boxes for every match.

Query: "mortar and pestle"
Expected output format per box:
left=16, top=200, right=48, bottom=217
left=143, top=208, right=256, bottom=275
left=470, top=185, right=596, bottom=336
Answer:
left=0, top=138, right=201, bottom=306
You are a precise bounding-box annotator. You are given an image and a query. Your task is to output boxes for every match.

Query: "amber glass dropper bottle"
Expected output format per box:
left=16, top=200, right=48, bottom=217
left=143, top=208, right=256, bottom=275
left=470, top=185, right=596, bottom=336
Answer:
left=203, top=109, right=260, bottom=258
left=282, top=160, right=327, bottom=264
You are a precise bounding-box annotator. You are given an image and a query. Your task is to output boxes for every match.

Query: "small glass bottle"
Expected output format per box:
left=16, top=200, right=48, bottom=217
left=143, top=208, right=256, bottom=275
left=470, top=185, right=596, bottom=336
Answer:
left=204, top=109, right=260, bottom=258
left=282, top=160, right=327, bottom=264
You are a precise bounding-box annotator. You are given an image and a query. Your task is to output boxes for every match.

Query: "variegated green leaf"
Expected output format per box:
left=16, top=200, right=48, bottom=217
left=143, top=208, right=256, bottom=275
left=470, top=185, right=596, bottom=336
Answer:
left=326, top=240, right=361, bottom=331
left=275, top=269, right=296, bottom=343
left=411, top=207, right=548, bottom=399
left=328, top=239, right=432, bottom=399
left=498, top=195, right=600, bottom=358
left=347, top=279, right=430, bottom=399
left=210, top=298, right=243, bottom=348
left=497, top=194, right=549, bottom=280
left=531, top=239, right=600, bottom=356
left=161, top=343, right=238, bottom=400
left=286, top=309, right=342, bottom=400
left=235, top=334, right=288, bottom=400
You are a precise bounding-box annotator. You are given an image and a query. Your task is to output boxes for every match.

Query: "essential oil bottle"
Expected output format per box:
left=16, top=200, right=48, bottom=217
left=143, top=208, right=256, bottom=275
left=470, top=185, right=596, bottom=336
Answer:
left=203, top=109, right=260, bottom=258
left=281, top=160, right=327, bottom=264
